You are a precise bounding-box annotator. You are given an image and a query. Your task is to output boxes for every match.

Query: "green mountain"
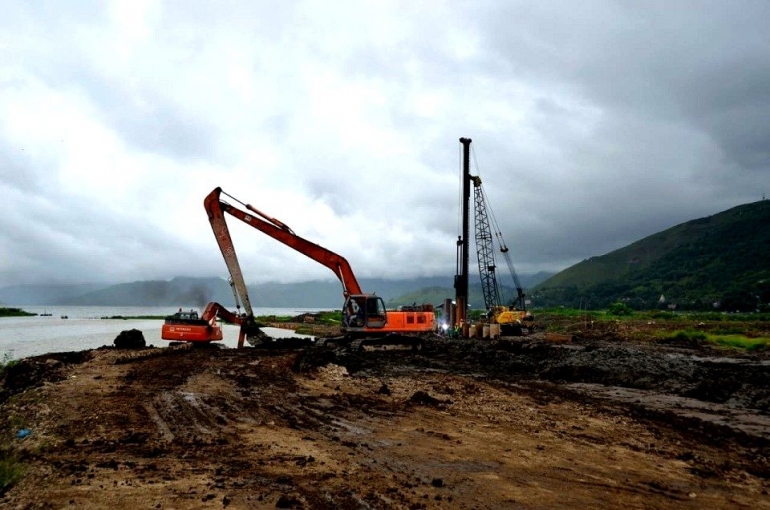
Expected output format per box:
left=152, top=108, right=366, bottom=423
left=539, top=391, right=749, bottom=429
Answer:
left=531, top=200, right=770, bottom=311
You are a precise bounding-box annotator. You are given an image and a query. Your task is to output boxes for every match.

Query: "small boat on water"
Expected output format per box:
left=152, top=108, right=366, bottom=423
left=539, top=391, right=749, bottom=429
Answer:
left=161, top=309, right=223, bottom=342
left=60, top=315, right=69, bottom=319
left=40, top=310, right=52, bottom=317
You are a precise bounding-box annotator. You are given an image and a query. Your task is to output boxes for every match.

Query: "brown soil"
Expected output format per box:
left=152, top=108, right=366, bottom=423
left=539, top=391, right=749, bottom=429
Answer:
left=1, top=322, right=769, bottom=509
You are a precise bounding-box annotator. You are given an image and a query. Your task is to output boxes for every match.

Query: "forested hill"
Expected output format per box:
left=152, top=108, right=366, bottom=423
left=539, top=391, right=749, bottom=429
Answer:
left=531, top=200, right=770, bottom=311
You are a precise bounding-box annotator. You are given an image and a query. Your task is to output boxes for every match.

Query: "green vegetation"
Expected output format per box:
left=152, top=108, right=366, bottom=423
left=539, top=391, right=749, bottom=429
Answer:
left=0, top=352, right=17, bottom=376
left=256, top=311, right=342, bottom=336
left=539, top=307, right=769, bottom=350
left=607, top=302, right=634, bottom=316
left=542, top=306, right=768, bottom=323
left=667, top=330, right=708, bottom=343
left=0, top=451, right=23, bottom=495
left=116, top=314, right=168, bottom=320
left=6, top=413, right=25, bottom=432
left=313, top=311, right=342, bottom=324
left=257, top=311, right=342, bottom=325
left=708, top=335, right=770, bottom=350
left=258, top=315, right=293, bottom=323
left=532, top=200, right=770, bottom=311
left=665, top=329, right=770, bottom=351
left=0, top=307, right=35, bottom=318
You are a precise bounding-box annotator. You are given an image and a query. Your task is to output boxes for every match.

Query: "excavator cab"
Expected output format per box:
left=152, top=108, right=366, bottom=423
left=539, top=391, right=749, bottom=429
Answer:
left=343, top=295, right=387, bottom=331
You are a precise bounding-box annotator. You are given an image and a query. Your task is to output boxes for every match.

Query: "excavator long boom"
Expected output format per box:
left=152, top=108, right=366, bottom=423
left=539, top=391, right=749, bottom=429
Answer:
left=204, top=187, right=363, bottom=298
left=204, top=187, right=434, bottom=344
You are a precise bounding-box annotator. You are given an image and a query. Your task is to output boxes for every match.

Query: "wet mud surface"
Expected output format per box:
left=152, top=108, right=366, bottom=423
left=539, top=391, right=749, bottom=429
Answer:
left=1, top=333, right=769, bottom=508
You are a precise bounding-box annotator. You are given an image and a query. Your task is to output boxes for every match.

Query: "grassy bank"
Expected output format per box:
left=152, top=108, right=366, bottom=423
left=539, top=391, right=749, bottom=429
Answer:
left=536, top=306, right=770, bottom=350
left=0, top=308, right=35, bottom=318
left=537, top=306, right=770, bottom=323
left=665, top=329, right=770, bottom=350
left=101, top=315, right=165, bottom=320
left=257, top=311, right=341, bottom=324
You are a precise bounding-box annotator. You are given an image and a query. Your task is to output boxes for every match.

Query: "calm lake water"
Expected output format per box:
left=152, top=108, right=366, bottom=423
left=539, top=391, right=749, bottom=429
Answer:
left=0, top=305, right=327, bottom=361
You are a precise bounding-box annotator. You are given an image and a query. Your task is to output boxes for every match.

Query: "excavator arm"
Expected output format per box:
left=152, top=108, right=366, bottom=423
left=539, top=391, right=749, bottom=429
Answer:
left=164, top=187, right=432, bottom=348
left=204, top=187, right=363, bottom=297
left=200, top=301, right=241, bottom=324
left=204, top=187, right=434, bottom=343
left=199, top=301, right=261, bottom=348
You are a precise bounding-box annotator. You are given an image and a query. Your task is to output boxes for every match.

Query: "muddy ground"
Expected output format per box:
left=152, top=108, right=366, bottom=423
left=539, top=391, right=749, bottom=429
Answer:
left=1, top=321, right=769, bottom=509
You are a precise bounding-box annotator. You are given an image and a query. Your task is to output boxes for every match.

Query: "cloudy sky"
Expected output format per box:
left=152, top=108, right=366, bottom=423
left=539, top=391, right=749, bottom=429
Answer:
left=1, top=1, right=768, bottom=287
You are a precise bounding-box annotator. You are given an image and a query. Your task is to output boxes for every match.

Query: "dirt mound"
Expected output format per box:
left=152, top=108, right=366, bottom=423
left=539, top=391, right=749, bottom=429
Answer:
left=408, top=390, right=451, bottom=407
left=0, top=351, right=91, bottom=405
left=406, top=337, right=770, bottom=414
left=114, top=328, right=146, bottom=349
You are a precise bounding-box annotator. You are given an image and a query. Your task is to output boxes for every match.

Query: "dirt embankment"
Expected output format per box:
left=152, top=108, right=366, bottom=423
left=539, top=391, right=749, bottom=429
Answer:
left=1, top=329, right=769, bottom=509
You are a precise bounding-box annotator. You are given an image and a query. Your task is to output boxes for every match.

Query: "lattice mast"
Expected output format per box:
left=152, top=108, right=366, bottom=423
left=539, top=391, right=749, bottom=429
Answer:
left=472, top=177, right=502, bottom=310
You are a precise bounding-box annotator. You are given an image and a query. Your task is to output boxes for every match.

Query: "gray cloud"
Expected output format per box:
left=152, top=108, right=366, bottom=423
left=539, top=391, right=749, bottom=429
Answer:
left=1, top=1, right=768, bottom=287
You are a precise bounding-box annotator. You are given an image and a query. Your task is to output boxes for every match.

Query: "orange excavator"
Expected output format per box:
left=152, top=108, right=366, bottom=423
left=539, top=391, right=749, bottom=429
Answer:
left=201, top=186, right=435, bottom=350
left=161, top=307, right=223, bottom=342
left=160, top=299, right=264, bottom=345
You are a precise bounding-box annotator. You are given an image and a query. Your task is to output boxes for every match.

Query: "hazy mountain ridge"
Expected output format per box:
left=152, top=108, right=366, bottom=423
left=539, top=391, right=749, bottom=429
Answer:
left=532, top=200, right=770, bottom=311
left=0, top=273, right=552, bottom=309
left=15, top=195, right=768, bottom=315
left=0, top=284, right=111, bottom=306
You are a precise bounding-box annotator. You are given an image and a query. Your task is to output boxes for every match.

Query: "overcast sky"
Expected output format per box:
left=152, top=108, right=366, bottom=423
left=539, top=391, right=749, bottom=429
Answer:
left=1, top=0, right=769, bottom=287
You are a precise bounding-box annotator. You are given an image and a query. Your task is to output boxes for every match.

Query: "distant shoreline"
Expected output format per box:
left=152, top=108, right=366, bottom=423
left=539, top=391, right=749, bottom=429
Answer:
left=0, top=307, right=36, bottom=318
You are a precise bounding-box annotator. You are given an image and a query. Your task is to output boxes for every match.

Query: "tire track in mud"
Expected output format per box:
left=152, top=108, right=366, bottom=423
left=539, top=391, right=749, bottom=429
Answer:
left=3, top=339, right=770, bottom=508
left=335, top=337, right=770, bottom=437
left=562, top=383, right=770, bottom=442
left=298, top=335, right=770, bottom=480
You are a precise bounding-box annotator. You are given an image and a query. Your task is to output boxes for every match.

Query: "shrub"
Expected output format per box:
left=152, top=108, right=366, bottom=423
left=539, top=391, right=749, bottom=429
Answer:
left=669, top=330, right=707, bottom=342
left=607, top=302, right=634, bottom=316
left=0, top=352, right=17, bottom=376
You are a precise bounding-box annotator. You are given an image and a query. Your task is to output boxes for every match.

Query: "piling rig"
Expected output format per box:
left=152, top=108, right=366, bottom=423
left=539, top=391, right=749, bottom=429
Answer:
left=471, top=176, right=534, bottom=335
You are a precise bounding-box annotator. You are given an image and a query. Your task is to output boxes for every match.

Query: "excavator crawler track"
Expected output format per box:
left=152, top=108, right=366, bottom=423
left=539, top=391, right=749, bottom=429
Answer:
left=313, top=335, right=426, bottom=352
left=249, top=337, right=316, bottom=350
left=313, top=337, right=350, bottom=350
left=350, top=335, right=424, bottom=352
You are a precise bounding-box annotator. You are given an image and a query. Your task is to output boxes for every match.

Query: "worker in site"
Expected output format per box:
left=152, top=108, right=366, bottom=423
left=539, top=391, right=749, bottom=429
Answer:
left=345, top=299, right=363, bottom=327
